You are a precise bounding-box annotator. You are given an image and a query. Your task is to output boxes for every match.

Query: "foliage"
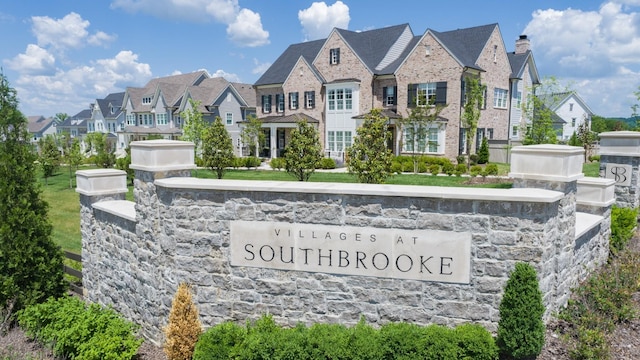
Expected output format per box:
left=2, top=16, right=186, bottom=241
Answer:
left=317, top=157, right=337, bottom=169
left=236, top=156, right=262, bottom=169
left=523, top=76, right=567, bottom=145
left=497, top=262, right=545, bottom=359
left=240, top=115, right=264, bottom=157
left=428, top=164, right=440, bottom=176
left=481, top=163, right=499, bottom=177
left=115, top=147, right=134, bottom=185
left=85, top=132, right=115, bottom=168
left=399, top=92, right=446, bottom=173
left=269, top=157, right=285, bottom=170
left=62, top=134, right=84, bottom=188
left=576, top=120, right=598, bottom=162
left=37, top=134, right=61, bottom=185
left=470, top=165, right=482, bottom=177
left=193, top=314, right=498, bottom=360
left=610, top=206, right=638, bottom=255
left=477, top=137, right=490, bottom=164
left=202, top=117, right=235, bottom=179
left=17, top=295, right=142, bottom=359
left=164, top=283, right=203, bottom=360
left=181, top=99, right=206, bottom=157
left=347, top=109, right=393, bottom=184
left=462, top=76, right=485, bottom=168
left=0, top=73, right=66, bottom=317
left=284, top=120, right=322, bottom=181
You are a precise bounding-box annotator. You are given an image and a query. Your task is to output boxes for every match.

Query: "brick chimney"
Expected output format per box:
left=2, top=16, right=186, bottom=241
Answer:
left=515, top=35, right=530, bottom=54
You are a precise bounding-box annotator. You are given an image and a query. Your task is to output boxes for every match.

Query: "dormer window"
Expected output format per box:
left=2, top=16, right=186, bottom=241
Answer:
left=330, top=48, right=340, bottom=65
left=142, top=96, right=152, bottom=105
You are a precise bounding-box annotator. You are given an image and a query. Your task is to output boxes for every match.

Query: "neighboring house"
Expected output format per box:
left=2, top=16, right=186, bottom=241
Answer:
left=27, top=115, right=57, bottom=145
left=538, top=91, right=594, bottom=142
left=57, top=109, right=90, bottom=140
left=255, top=23, right=540, bottom=160
left=87, top=92, right=126, bottom=155
left=121, top=71, right=255, bottom=155
left=507, top=35, right=541, bottom=142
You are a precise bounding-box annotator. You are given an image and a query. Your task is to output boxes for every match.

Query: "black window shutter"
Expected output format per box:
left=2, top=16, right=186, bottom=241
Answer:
left=329, top=50, right=332, bottom=64
left=459, top=127, right=465, bottom=155
left=275, top=94, right=280, bottom=109
left=382, top=87, right=388, bottom=104
left=407, top=84, right=417, bottom=107
left=288, top=93, right=292, bottom=109
left=336, top=48, right=340, bottom=63
left=393, top=86, right=397, bottom=102
left=261, top=95, right=266, bottom=111
left=436, top=82, right=447, bottom=105
left=310, top=91, right=315, bottom=108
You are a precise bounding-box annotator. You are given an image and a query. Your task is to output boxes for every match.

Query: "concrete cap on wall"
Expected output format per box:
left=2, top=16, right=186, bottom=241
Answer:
left=576, top=177, right=616, bottom=207
left=509, top=144, right=584, bottom=182
left=130, top=140, right=196, bottom=172
left=76, top=169, right=128, bottom=196
left=599, top=131, right=640, bottom=156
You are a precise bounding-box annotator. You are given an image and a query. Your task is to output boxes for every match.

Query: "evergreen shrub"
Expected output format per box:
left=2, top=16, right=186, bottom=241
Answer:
left=477, top=137, right=490, bottom=164
left=610, top=206, right=638, bottom=255
left=164, top=283, right=202, bottom=360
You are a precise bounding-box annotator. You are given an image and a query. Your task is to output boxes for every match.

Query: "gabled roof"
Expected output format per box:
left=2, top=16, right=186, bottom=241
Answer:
left=96, top=92, right=125, bottom=119
left=144, top=70, right=208, bottom=88
left=539, top=91, right=594, bottom=115
left=507, top=50, right=540, bottom=84
left=230, top=82, right=257, bottom=108
left=59, top=109, right=91, bottom=128
left=27, top=115, right=54, bottom=133
left=430, top=23, right=499, bottom=71
left=125, top=70, right=211, bottom=112
left=255, top=39, right=325, bottom=86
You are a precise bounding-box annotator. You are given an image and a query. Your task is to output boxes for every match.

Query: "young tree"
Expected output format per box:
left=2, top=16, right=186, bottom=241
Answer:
left=462, top=76, right=484, bottom=169
left=522, top=77, right=567, bottom=145
left=400, top=87, right=446, bottom=173
left=181, top=99, right=206, bottom=160
left=284, top=120, right=322, bottom=181
left=347, top=109, right=393, bottom=184
left=241, top=114, right=264, bottom=157
left=201, top=117, right=235, bottom=179
left=37, top=134, right=61, bottom=185
left=115, top=146, right=134, bottom=185
left=85, top=132, right=115, bottom=168
left=0, top=72, right=66, bottom=317
left=477, top=137, right=490, bottom=164
left=576, top=118, right=597, bottom=162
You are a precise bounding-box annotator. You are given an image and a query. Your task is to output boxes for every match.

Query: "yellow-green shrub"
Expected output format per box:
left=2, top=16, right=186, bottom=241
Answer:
left=164, top=283, right=203, bottom=360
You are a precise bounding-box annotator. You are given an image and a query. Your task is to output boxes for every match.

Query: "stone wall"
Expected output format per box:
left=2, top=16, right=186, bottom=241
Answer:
left=78, top=141, right=613, bottom=344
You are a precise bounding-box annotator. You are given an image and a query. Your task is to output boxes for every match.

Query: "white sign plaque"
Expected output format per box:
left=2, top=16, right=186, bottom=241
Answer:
left=605, top=163, right=632, bottom=186
left=230, top=221, right=471, bottom=284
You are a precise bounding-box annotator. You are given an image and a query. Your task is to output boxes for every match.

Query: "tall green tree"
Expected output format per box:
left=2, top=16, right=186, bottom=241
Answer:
left=85, top=132, right=115, bottom=168
left=522, top=77, right=567, bottom=145
left=347, top=109, right=393, bottom=184
left=241, top=114, right=264, bottom=157
left=284, top=120, right=322, bottom=181
left=181, top=99, right=206, bottom=160
left=202, top=117, right=235, bottom=179
left=462, top=76, right=484, bottom=169
left=37, top=134, right=61, bottom=185
left=400, top=87, right=446, bottom=173
left=0, top=72, right=66, bottom=318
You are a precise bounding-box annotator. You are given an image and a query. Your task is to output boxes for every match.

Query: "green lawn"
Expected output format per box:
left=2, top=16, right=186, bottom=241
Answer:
left=39, top=161, right=599, bottom=252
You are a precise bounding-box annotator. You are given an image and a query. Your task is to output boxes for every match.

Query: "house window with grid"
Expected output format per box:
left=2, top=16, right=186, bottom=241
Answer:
left=384, top=86, right=396, bottom=106
left=126, top=113, right=136, bottom=126
left=276, top=94, right=285, bottom=113
left=289, top=92, right=298, bottom=110
left=330, top=48, right=340, bottom=65
left=328, top=89, right=352, bottom=111
left=142, top=96, right=152, bottom=105
left=512, top=125, right=519, bottom=137
left=327, top=130, right=352, bottom=151
left=304, top=91, right=315, bottom=109
left=262, top=95, right=272, bottom=113
left=417, top=83, right=437, bottom=106
left=226, top=112, right=233, bottom=125
left=493, top=88, right=508, bottom=108
left=515, top=91, right=522, bottom=108
left=156, top=113, right=168, bottom=125
left=402, top=125, right=442, bottom=153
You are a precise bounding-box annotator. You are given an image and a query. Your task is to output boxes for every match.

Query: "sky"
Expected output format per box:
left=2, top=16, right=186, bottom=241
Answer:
left=1, top=0, right=639, bottom=118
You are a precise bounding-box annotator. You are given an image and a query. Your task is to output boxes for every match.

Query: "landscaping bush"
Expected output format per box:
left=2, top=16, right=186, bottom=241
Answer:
left=588, top=154, right=601, bottom=162
left=17, top=295, right=142, bottom=360
left=482, top=163, right=499, bottom=177
left=477, top=137, right=490, bottom=164
left=317, top=157, right=337, bottom=169
left=469, top=154, right=479, bottom=165
left=164, top=283, right=202, bottom=360
left=442, top=162, right=455, bottom=176
left=455, top=163, right=467, bottom=174
left=610, top=206, right=638, bottom=255
left=269, top=157, right=285, bottom=170
left=454, top=323, right=500, bottom=360
left=456, top=155, right=466, bottom=165
left=470, top=165, right=482, bottom=177
left=391, top=160, right=403, bottom=174
left=497, top=262, right=545, bottom=360
left=428, top=164, right=440, bottom=176
left=241, top=156, right=262, bottom=169
left=193, top=322, right=246, bottom=360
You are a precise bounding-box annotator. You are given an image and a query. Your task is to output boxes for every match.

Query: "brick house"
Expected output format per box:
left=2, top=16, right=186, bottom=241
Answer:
left=255, top=23, right=540, bottom=161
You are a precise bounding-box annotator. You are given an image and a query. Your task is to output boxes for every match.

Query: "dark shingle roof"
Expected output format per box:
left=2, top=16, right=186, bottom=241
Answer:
left=336, top=23, right=410, bottom=73
left=431, top=23, right=498, bottom=70
left=255, top=39, right=325, bottom=86
left=96, top=92, right=125, bottom=119
left=508, top=50, right=530, bottom=79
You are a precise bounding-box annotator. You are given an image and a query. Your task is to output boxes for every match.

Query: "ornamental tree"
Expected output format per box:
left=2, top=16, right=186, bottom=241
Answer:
left=202, top=117, right=235, bottom=179
left=284, top=120, right=322, bottom=181
left=347, top=109, right=393, bottom=184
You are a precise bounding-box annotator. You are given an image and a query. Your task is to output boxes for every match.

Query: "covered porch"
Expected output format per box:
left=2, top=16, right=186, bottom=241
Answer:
left=248, top=114, right=320, bottom=159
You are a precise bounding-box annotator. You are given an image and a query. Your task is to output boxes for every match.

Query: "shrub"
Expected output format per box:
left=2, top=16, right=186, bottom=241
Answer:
left=455, top=163, right=467, bottom=174
left=469, top=153, right=479, bottom=165
left=421, top=325, right=458, bottom=358
left=497, top=262, right=545, bottom=360
left=242, top=156, right=262, bottom=169
left=455, top=323, right=499, bottom=360
left=391, top=160, right=403, bottom=174
left=588, top=154, right=601, bottom=162
left=318, top=157, right=337, bottom=169
left=481, top=163, right=499, bottom=177
left=477, top=137, right=490, bottom=164
left=610, top=206, right=638, bottom=255
left=269, top=157, right=285, bottom=170
left=193, top=322, right=246, bottom=360
left=442, top=162, right=455, bottom=176
left=456, top=155, right=466, bottom=165
left=428, top=164, right=440, bottom=176
left=17, top=295, right=141, bottom=359
left=164, top=283, right=202, bottom=360
left=470, top=165, right=482, bottom=177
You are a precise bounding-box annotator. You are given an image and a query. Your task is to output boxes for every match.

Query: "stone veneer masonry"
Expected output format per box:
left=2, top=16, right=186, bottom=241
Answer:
left=598, top=131, right=640, bottom=209
left=78, top=140, right=613, bottom=344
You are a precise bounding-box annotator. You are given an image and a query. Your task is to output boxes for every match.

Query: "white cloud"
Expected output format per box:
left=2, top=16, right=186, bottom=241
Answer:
left=31, top=12, right=114, bottom=51
left=227, top=9, right=269, bottom=47
left=4, top=44, right=56, bottom=75
left=524, top=1, right=640, bottom=116
left=209, top=69, right=241, bottom=82
left=111, top=0, right=269, bottom=47
left=298, top=1, right=350, bottom=40
left=252, top=59, right=271, bottom=75
left=14, top=50, right=152, bottom=116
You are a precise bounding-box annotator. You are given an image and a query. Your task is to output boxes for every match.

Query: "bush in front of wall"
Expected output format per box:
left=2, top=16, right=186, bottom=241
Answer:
left=470, top=165, right=482, bottom=177
left=164, top=283, right=202, bottom=360
left=477, top=137, right=490, bottom=164
left=317, top=157, right=337, bottom=169
left=17, top=295, right=142, bottom=359
left=442, top=161, right=455, bottom=176
left=428, top=164, right=440, bottom=176
left=497, top=262, right=545, bottom=360
left=610, top=206, right=638, bottom=255
left=269, top=157, right=285, bottom=170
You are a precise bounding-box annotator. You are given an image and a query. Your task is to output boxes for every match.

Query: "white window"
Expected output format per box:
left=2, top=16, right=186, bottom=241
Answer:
left=494, top=88, right=508, bottom=108
left=571, top=118, right=576, bottom=127
left=289, top=92, right=298, bottom=110
left=226, top=112, right=233, bottom=125
left=156, top=113, right=168, bottom=125
left=512, top=125, right=519, bottom=137
left=385, top=86, right=395, bottom=106
left=276, top=94, right=285, bottom=112
left=402, top=125, right=442, bottom=154
left=262, top=95, right=272, bottom=113
left=327, top=89, right=352, bottom=111
left=515, top=91, right=522, bottom=108
left=126, top=114, right=136, bottom=126
left=417, top=83, right=437, bottom=106
left=327, top=130, right=352, bottom=152
left=304, top=91, right=315, bottom=109
left=142, top=96, right=152, bottom=105
left=330, top=48, right=340, bottom=64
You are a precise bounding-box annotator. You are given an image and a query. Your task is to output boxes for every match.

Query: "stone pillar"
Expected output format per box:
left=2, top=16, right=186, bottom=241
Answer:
left=598, top=131, right=640, bottom=209
left=129, top=140, right=196, bottom=342
left=509, top=144, right=584, bottom=315
left=76, top=169, right=128, bottom=298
